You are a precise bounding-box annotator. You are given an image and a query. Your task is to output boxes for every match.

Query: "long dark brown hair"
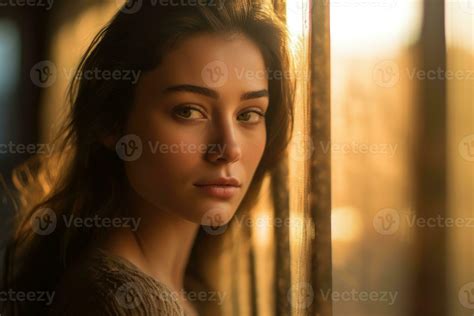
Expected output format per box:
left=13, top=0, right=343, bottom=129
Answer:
left=1, top=0, right=294, bottom=315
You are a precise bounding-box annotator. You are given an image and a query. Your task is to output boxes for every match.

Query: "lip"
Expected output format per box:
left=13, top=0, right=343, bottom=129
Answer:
left=194, top=177, right=241, bottom=187
left=193, top=177, right=241, bottom=199
left=194, top=185, right=240, bottom=199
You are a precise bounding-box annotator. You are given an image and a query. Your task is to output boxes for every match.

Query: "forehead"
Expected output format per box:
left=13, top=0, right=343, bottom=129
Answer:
left=143, top=32, right=269, bottom=94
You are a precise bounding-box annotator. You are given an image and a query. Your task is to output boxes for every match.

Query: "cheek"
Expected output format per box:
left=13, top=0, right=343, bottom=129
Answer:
left=128, top=128, right=204, bottom=188
left=129, top=108, right=203, bottom=168
left=122, top=111, right=206, bottom=207
left=240, top=127, right=267, bottom=184
left=123, top=138, right=206, bottom=220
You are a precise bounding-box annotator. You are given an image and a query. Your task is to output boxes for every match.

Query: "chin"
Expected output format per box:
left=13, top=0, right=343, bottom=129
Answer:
left=192, top=204, right=236, bottom=227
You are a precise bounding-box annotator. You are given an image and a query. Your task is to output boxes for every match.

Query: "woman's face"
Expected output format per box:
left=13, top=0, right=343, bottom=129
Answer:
left=121, top=33, right=268, bottom=226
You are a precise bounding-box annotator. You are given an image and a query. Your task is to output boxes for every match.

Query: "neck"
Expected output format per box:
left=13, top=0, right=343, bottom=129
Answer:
left=134, top=207, right=200, bottom=291
left=99, top=189, right=200, bottom=292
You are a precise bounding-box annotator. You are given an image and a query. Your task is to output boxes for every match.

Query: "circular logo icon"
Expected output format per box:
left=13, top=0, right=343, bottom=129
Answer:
left=115, top=282, right=143, bottom=309
left=287, top=282, right=314, bottom=309
left=373, top=60, right=400, bottom=88
left=116, top=134, right=143, bottom=162
left=459, top=281, right=474, bottom=310
left=373, top=208, right=400, bottom=235
left=31, top=208, right=57, bottom=236
left=117, top=0, right=143, bottom=14
left=458, top=134, right=474, bottom=162
left=201, top=60, right=229, bottom=88
left=30, top=61, right=57, bottom=88
left=288, top=132, right=315, bottom=162
left=201, top=207, right=229, bottom=235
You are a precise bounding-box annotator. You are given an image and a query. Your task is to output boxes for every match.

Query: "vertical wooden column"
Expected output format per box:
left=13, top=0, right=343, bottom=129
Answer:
left=412, top=0, right=447, bottom=315
left=309, top=0, right=332, bottom=316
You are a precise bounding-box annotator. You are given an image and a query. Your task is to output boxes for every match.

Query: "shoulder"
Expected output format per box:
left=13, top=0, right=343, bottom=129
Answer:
left=47, top=248, right=185, bottom=316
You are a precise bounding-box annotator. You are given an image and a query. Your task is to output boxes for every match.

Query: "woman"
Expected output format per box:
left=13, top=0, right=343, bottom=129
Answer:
left=1, top=0, right=294, bottom=315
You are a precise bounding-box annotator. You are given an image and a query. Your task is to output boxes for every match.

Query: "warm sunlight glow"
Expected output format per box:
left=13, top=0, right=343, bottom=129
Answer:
left=331, top=207, right=363, bottom=242
left=254, top=212, right=272, bottom=247
left=252, top=175, right=275, bottom=316
left=287, top=1, right=312, bottom=315
left=331, top=0, right=423, bottom=56
left=446, top=0, right=474, bottom=51
left=286, top=0, right=310, bottom=55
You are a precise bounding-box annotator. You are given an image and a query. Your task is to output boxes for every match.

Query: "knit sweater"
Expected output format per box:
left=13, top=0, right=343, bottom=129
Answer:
left=47, top=248, right=187, bottom=316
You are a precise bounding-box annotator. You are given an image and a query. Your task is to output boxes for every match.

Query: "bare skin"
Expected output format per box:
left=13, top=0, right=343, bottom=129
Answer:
left=100, top=32, right=269, bottom=315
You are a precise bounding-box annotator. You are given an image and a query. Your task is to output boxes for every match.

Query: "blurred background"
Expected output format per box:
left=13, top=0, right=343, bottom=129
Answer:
left=0, top=0, right=472, bottom=315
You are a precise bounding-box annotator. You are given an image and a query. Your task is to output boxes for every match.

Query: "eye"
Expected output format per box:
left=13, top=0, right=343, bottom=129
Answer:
left=237, top=110, right=266, bottom=124
left=172, top=105, right=206, bottom=120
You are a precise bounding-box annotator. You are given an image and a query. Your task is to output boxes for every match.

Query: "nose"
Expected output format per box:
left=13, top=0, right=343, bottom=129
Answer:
left=206, top=118, right=242, bottom=164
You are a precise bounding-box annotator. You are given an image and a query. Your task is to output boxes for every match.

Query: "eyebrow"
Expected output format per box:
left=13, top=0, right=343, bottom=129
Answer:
left=162, top=84, right=269, bottom=101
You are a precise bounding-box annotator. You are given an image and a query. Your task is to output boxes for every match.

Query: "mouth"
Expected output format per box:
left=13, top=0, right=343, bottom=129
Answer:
left=193, top=177, right=241, bottom=199
left=193, top=184, right=241, bottom=199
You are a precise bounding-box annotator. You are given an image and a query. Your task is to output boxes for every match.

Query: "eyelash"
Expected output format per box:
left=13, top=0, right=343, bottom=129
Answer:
left=173, top=105, right=206, bottom=120
left=172, top=105, right=266, bottom=123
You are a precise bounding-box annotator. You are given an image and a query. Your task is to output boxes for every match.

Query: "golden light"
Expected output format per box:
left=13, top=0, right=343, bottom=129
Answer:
left=331, top=0, right=423, bottom=56
left=253, top=211, right=272, bottom=248
left=286, top=1, right=313, bottom=314
left=286, top=0, right=310, bottom=55
left=331, top=206, right=363, bottom=242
